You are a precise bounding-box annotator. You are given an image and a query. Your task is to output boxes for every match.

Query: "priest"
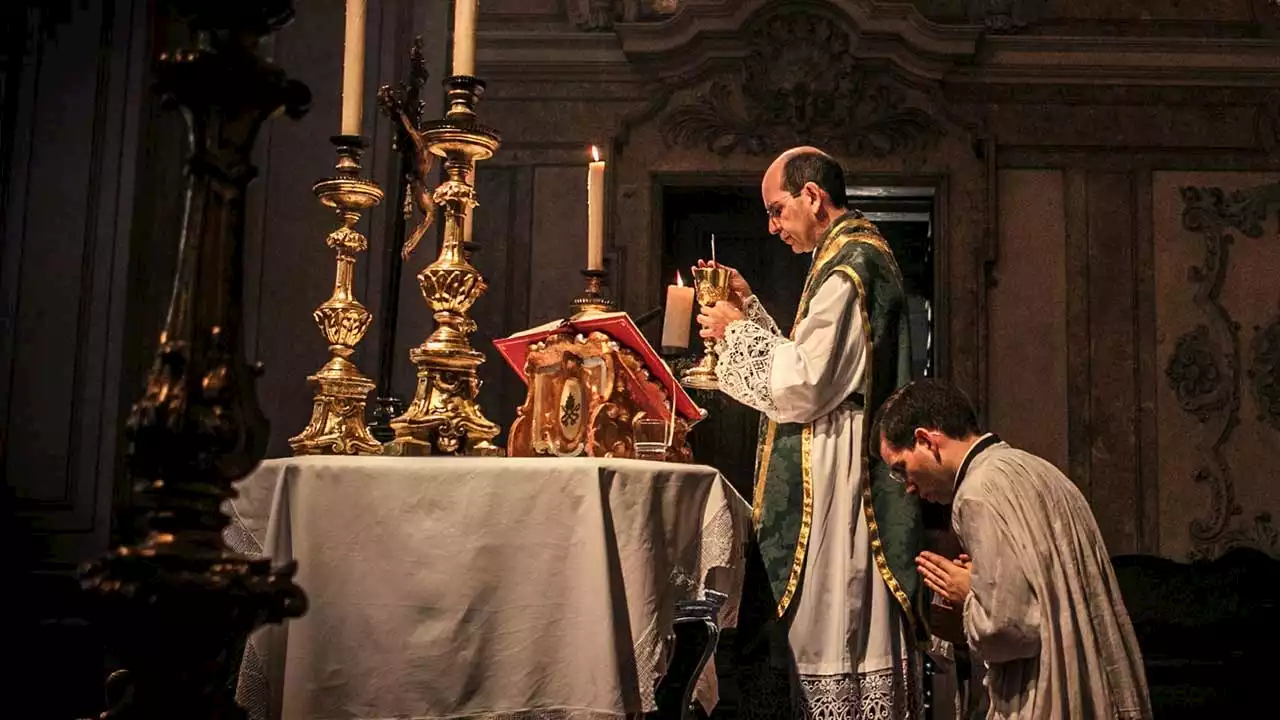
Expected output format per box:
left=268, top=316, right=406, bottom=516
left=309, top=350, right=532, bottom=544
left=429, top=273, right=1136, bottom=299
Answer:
left=874, top=379, right=1152, bottom=719
left=696, top=147, right=926, bottom=718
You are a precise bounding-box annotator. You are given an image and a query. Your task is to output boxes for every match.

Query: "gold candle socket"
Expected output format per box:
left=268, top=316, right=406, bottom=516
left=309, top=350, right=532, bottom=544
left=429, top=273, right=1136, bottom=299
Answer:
left=384, top=75, right=503, bottom=457
left=680, top=266, right=731, bottom=390
left=570, top=268, right=615, bottom=318
left=289, top=137, right=383, bottom=456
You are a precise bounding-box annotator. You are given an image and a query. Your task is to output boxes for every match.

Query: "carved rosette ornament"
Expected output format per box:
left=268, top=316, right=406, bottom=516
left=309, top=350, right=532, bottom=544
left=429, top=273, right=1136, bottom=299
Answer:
left=1165, top=325, right=1229, bottom=422
left=1174, top=183, right=1280, bottom=560
left=660, top=13, right=941, bottom=157
left=1250, top=311, right=1280, bottom=431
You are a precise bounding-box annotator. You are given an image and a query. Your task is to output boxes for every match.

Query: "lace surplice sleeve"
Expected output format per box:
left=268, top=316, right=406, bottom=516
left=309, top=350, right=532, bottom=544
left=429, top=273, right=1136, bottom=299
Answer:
left=716, top=275, right=867, bottom=423
left=742, top=294, right=782, bottom=337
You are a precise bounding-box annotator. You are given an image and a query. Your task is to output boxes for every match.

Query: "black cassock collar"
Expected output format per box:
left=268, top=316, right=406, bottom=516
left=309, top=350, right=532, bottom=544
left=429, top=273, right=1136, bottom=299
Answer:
left=953, top=433, right=1002, bottom=493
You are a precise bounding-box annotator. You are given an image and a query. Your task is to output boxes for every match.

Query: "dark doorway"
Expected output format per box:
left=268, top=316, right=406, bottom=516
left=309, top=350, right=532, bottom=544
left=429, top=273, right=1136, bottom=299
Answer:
left=660, top=183, right=937, bottom=498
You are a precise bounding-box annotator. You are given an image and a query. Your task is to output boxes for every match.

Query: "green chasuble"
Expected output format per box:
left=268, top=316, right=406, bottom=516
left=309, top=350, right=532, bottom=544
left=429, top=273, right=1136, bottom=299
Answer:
left=751, top=210, right=927, bottom=643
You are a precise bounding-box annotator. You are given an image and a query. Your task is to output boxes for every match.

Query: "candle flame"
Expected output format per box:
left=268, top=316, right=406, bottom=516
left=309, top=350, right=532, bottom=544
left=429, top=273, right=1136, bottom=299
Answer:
left=675, top=271, right=685, bottom=287
left=591, top=145, right=601, bottom=162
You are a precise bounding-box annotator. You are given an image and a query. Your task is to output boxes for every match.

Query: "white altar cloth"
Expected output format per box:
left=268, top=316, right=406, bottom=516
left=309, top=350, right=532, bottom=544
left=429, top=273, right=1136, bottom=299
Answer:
left=224, top=456, right=751, bottom=720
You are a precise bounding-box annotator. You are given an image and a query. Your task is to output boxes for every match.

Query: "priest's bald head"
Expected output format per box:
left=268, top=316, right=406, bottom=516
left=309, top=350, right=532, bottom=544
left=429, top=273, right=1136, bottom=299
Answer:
left=761, top=146, right=849, bottom=254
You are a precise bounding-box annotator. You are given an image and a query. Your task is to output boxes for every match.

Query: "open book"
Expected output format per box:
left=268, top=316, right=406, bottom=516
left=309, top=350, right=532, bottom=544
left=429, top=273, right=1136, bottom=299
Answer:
left=494, top=311, right=704, bottom=422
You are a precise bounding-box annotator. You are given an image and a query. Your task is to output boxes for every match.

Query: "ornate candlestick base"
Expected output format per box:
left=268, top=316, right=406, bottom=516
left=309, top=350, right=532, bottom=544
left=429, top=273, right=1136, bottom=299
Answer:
left=289, top=137, right=383, bottom=456
left=382, top=75, right=503, bottom=457
left=388, top=343, right=503, bottom=457
left=570, top=268, right=614, bottom=318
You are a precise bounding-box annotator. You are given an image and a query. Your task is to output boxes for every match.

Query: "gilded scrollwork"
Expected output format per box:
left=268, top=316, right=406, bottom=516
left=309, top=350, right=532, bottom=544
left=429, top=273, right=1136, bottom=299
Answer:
left=1175, top=182, right=1280, bottom=559
left=659, top=12, right=941, bottom=158
left=508, top=330, right=697, bottom=461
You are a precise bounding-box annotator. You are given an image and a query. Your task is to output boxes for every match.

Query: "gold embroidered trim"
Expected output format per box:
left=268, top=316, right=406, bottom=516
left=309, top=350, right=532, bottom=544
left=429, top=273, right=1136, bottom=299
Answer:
left=840, top=267, right=919, bottom=640
left=776, top=423, right=813, bottom=617
left=752, top=420, right=777, bottom=528
left=756, top=214, right=908, bottom=620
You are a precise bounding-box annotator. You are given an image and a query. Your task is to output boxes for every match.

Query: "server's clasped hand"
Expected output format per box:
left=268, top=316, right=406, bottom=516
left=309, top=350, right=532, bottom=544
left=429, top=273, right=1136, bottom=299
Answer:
left=916, top=551, right=972, bottom=606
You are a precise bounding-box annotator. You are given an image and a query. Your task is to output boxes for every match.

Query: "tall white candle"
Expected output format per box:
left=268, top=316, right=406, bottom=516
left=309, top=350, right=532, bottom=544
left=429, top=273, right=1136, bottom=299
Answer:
left=340, top=0, right=367, bottom=136
left=452, top=0, right=478, bottom=76
left=661, top=272, right=694, bottom=349
left=587, top=146, right=605, bottom=271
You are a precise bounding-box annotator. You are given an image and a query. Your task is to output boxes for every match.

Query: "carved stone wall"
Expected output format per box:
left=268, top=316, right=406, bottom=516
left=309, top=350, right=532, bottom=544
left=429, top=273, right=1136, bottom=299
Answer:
left=1154, top=175, right=1280, bottom=560
left=473, top=0, right=1280, bottom=558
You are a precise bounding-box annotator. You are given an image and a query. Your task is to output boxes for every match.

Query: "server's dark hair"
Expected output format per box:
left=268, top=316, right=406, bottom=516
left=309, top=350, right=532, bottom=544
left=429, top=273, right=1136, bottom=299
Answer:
left=872, top=379, right=981, bottom=454
left=780, top=151, right=846, bottom=209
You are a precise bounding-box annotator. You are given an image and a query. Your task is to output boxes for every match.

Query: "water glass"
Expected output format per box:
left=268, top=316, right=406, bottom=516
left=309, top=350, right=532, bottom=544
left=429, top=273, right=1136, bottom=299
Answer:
left=633, top=418, right=669, bottom=461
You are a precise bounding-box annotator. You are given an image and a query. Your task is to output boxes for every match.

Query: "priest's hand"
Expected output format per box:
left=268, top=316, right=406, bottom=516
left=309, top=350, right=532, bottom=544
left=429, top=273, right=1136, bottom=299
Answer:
left=916, top=551, right=972, bottom=606
left=695, top=260, right=753, bottom=309
left=697, top=301, right=745, bottom=340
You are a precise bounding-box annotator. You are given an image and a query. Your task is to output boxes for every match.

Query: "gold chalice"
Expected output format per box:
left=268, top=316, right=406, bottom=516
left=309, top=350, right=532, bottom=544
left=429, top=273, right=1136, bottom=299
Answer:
left=681, top=265, right=731, bottom=390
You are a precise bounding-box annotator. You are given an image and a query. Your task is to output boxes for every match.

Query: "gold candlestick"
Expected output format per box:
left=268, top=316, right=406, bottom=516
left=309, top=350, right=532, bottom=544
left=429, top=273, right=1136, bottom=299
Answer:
left=381, top=75, right=502, bottom=456
left=570, top=268, right=615, bottom=318
left=681, top=266, right=730, bottom=390
left=289, top=137, right=383, bottom=456
left=78, top=5, right=309, bottom=715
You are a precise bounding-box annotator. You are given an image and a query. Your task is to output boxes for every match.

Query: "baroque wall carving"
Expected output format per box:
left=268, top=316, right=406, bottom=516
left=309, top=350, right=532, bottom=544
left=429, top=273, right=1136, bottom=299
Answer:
left=1165, top=325, right=1229, bottom=422
left=1251, top=310, right=1280, bottom=431
left=566, top=0, right=679, bottom=30
left=658, top=13, right=943, bottom=157
left=962, top=0, right=1046, bottom=33
left=1260, top=96, right=1280, bottom=154
left=1174, top=182, right=1280, bottom=560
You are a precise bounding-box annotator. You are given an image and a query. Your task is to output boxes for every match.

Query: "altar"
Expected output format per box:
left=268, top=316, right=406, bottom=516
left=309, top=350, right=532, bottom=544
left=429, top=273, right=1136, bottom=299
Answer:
left=223, top=456, right=751, bottom=720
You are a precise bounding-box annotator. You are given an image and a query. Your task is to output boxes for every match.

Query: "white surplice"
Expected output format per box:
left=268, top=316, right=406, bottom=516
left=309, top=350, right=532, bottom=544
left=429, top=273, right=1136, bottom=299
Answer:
left=955, top=441, right=1152, bottom=720
left=716, top=275, right=916, bottom=719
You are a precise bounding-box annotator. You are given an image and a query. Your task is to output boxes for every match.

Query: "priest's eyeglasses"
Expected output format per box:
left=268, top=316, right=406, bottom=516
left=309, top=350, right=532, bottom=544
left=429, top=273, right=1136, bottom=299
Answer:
left=765, top=190, right=801, bottom=220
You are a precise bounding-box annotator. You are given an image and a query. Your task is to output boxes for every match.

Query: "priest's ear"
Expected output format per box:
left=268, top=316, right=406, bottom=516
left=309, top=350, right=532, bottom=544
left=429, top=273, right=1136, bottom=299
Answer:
left=800, top=181, right=825, bottom=211
left=914, top=427, right=942, bottom=460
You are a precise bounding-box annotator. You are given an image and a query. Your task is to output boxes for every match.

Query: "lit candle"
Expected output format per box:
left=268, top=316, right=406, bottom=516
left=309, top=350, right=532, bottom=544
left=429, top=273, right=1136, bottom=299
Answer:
left=452, top=0, right=478, bottom=77
left=340, top=0, right=367, bottom=136
left=662, top=271, right=694, bottom=349
left=587, top=145, right=605, bottom=271
left=710, top=233, right=717, bottom=265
